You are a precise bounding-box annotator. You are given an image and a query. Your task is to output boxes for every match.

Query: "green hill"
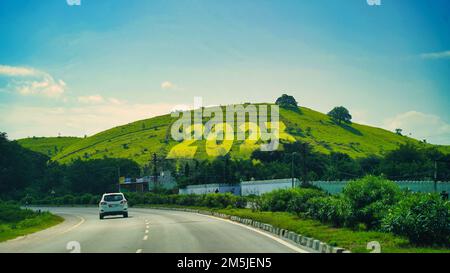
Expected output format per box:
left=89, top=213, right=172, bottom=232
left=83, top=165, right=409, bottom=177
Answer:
left=16, top=136, right=82, bottom=157
left=17, top=104, right=450, bottom=165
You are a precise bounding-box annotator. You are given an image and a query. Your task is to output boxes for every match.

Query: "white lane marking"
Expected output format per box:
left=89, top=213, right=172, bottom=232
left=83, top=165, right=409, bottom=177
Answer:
left=146, top=225, right=149, bottom=229
left=136, top=249, right=142, bottom=253
left=145, top=230, right=149, bottom=234
left=60, top=215, right=85, bottom=234
left=201, top=214, right=309, bottom=253
left=143, top=235, right=148, bottom=241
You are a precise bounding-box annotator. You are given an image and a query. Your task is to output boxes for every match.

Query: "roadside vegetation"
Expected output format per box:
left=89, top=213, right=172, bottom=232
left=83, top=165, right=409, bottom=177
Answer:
left=21, top=176, right=450, bottom=253
left=0, top=202, right=63, bottom=242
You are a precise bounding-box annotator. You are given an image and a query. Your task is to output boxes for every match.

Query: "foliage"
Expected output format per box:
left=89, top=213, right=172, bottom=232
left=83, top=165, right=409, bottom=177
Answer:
left=257, top=188, right=326, bottom=213
left=342, top=176, right=401, bottom=229
left=275, top=94, right=299, bottom=110
left=0, top=203, right=37, bottom=223
left=213, top=207, right=449, bottom=253
left=0, top=201, right=63, bottom=242
left=306, top=196, right=352, bottom=227
left=126, top=192, right=243, bottom=208
left=382, top=193, right=450, bottom=246
left=327, top=106, right=352, bottom=124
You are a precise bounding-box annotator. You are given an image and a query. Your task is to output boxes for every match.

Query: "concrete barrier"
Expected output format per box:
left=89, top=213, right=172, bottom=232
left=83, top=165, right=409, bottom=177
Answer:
left=300, top=237, right=308, bottom=246
left=313, top=240, right=320, bottom=251
left=288, top=231, right=295, bottom=240
left=307, top=238, right=314, bottom=248
left=332, top=247, right=345, bottom=253
left=319, top=242, right=327, bottom=253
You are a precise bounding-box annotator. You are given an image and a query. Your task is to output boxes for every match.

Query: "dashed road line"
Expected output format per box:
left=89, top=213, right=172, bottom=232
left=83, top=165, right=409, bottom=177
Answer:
left=143, top=235, right=148, bottom=241
left=136, top=249, right=142, bottom=253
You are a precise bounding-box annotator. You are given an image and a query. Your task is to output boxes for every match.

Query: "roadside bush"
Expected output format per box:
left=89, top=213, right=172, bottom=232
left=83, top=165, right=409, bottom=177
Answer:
left=306, top=196, right=352, bottom=227
left=0, top=203, right=37, bottom=223
left=124, top=192, right=144, bottom=206
left=143, top=193, right=168, bottom=204
left=343, top=175, right=401, bottom=229
left=62, top=194, right=75, bottom=205
left=382, top=193, right=450, bottom=246
left=287, top=188, right=327, bottom=214
left=201, top=193, right=245, bottom=208
left=258, top=188, right=325, bottom=213
left=80, top=193, right=93, bottom=205
left=175, top=194, right=203, bottom=206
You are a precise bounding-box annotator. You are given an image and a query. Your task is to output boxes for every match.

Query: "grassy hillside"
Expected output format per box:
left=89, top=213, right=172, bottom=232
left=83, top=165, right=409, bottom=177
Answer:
left=16, top=136, right=81, bottom=157
left=17, top=104, right=450, bottom=165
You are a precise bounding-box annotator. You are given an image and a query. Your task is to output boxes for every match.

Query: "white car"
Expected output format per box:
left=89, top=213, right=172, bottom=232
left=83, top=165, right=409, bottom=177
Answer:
left=99, top=193, right=128, bottom=219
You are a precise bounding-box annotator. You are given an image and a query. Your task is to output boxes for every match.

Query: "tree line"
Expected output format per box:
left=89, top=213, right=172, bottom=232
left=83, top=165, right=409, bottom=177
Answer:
left=176, top=141, right=450, bottom=187
left=0, top=132, right=140, bottom=200
left=1, top=131, right=449, bottom=201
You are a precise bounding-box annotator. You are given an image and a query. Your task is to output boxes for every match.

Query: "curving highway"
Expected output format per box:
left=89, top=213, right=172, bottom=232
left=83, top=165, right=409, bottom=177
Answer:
left=0, top=207, right=310, bottom=253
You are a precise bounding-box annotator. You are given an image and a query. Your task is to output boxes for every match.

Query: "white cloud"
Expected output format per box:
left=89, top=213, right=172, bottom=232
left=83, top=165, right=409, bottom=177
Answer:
left=77, top=95, right=105, bottom=104
left=383, top=111, right=450, bottom=145
left=0, top=65, right=37, bottom=76
left=420, top=50, right=450, bottom=60
left=0, top=64, right=66, bottom=98
left=161, top=81, right=176, bottom=90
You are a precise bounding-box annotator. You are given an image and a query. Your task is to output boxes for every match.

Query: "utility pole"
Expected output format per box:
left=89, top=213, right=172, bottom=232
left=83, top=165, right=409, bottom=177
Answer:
left=302, top=143, right=308, bottom=186
left=434, top=160, right=437, bottom=193
left=291, top=152, right=297, bottom=188
left=152, top=153, right=158, bottom=188
left=118, top=166, right=121, bottom=192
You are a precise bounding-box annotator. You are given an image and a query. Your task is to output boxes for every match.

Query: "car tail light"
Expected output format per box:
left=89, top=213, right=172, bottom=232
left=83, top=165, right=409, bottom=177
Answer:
left=101, top=202, right=107, bottom=205
left=120, top=200, right=127, bottom=204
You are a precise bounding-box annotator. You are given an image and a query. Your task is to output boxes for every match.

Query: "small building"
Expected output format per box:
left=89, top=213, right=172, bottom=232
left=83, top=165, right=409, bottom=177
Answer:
left=241, top=178, right=300, bottom=196
left=120, top=171, right=177, bottom=193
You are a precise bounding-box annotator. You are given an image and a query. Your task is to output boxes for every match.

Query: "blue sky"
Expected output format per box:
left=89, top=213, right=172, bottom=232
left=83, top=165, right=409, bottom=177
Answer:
left=0, top=0, right=449, bottom=144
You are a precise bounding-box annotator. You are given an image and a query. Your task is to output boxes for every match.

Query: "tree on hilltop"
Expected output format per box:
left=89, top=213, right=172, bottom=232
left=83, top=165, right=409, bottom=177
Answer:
left=328, top=106, right=352, bottom=124
left=275, top=94, right=299, bottom=111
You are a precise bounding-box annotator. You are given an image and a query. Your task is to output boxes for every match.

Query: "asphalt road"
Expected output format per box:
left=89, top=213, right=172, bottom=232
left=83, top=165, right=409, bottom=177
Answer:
left=0, top=207, right=309, bottom=253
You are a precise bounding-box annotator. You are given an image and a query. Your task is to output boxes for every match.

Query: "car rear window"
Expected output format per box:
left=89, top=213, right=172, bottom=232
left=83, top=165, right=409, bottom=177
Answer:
left=104, top=194, right=123, bottom=202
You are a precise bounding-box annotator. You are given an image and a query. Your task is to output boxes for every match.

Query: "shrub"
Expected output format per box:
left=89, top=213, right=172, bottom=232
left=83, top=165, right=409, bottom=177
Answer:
left=343, top=175, right=401, bottom=229
left=382, top=193, right=450, bottom=246
left=62, top=194, right=75, bottom=205
left=287, top=188, right=327, bottom=214
left=306, top=196, right=352, bottom=227
left=201, top=193, right=241, bottom=208
left=0, top=204, right=37, bottom=223
left=89, top=195, right=100, bottom=205
left=80, top=193, right=93, bottom=205
left=175, top=194, right=203, bottom=206
left=258, top=188, right=325, bottom=213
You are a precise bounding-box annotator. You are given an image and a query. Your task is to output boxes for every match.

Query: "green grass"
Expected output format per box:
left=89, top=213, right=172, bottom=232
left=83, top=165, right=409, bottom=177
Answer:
left=0, top=212, right=63, bottom=242
left=16, top=136, right=81, bottom=157
left=17, top=104, right=450, bottom=165
left=140, top=204, right=450, bottom=253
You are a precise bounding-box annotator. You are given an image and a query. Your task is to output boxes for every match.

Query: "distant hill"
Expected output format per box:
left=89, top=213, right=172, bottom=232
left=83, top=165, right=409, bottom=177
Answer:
left=17, top=104, right=450, bottom=165
left=16, top=136, right=82, bottom=157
